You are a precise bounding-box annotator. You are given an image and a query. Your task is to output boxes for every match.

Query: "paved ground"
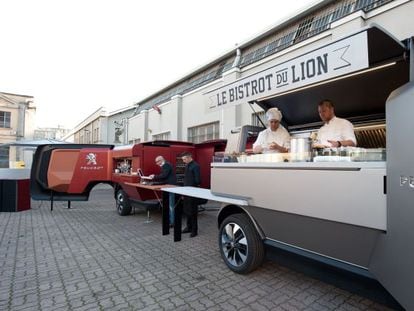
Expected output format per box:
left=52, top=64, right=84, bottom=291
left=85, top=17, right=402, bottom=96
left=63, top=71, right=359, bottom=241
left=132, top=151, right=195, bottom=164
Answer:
left=0, top=186, right=397, bottom=311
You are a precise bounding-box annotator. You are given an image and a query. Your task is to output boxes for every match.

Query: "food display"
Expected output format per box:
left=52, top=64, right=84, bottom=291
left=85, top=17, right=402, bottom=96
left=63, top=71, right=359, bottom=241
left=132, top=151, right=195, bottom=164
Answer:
left=228, top=147, right=386, bottom=163
left=313, top=147, right=386, bottom=162
left=237, top=153, right=290, bottom=163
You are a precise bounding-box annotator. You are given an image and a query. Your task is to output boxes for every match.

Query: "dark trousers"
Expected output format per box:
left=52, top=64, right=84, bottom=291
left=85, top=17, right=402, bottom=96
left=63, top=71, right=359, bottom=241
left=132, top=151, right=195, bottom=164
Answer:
left=183, top=196, right=198, bottom=234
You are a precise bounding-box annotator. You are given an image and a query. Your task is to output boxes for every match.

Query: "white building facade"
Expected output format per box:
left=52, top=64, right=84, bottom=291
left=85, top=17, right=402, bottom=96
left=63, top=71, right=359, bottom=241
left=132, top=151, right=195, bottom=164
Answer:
left=69, top=0, right=414, bottom=147
left=70, top=107, right=108, bottom=144
left=125, top=0, right=414, bottom=144
left=69, top=106, right=137, bottom=145
left=33, top=126, right=70, bottom=140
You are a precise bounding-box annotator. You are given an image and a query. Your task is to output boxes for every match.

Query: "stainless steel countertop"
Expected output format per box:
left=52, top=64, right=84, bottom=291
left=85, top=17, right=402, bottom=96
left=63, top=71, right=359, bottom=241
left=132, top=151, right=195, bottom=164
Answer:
left=211, top=161, right=386, bottom=169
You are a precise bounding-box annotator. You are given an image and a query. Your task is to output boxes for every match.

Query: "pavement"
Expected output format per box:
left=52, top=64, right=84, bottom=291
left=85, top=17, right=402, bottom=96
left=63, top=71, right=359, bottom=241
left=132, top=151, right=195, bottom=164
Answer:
left=0, top=185, right=398, bottom=311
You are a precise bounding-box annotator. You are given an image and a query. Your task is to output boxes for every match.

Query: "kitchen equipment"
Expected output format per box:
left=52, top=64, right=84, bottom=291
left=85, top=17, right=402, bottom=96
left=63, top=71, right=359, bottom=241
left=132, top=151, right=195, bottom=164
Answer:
left=312, top=147, right=352, bottom=162
left=351, top=148, right=386, bottom=161
left=290, top=137, right=312, bottom=162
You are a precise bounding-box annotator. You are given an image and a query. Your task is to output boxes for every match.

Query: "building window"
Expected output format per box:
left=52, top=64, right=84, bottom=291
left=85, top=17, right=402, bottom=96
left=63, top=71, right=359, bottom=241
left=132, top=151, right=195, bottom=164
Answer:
left=0, top=111, right=11, bottom=128
left=251, top=111, right=266, bottom=127
left=188, top=122, right=220, bottom=143
left=0, top=146, right=9, bottom=168
left=153, top=131, right=171, bottom=141
left=293, top=17, right=315, bottom=43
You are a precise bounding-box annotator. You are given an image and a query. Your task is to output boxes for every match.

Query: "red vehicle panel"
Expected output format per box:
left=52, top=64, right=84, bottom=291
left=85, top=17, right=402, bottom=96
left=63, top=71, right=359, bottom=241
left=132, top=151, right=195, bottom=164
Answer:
left=30, top=140, right=226, bottom=215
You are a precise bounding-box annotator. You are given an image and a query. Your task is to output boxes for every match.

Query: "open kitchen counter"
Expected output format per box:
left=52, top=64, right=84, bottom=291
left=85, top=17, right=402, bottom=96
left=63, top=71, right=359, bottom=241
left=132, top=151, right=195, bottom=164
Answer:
left=211, top=161, right=385, bottom=170
left=211, top=161, right=386, bottom=231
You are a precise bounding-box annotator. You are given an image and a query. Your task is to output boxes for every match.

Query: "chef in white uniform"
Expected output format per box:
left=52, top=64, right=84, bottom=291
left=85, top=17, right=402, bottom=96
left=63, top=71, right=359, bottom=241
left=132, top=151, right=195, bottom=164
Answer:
left=316, top=100, right=356, bottom=147
left=253, top=107, right=291, bottom=153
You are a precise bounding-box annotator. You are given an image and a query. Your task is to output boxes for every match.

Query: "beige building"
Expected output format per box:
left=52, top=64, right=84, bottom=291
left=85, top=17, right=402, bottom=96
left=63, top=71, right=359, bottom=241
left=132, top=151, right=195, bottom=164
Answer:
left=0, top=92, right=36, bottom=167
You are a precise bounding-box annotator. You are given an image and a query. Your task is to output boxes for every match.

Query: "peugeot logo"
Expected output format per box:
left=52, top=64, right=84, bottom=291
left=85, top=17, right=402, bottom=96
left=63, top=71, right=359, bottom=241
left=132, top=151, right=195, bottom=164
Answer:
left=400, top=175, right=414, bottom=189
left=86, top=153, right=97, bottom=165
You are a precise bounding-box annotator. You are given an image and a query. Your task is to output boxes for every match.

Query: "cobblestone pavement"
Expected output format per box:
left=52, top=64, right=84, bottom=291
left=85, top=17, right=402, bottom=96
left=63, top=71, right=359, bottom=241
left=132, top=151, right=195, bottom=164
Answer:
left=0, top=186, right=396, bottom=311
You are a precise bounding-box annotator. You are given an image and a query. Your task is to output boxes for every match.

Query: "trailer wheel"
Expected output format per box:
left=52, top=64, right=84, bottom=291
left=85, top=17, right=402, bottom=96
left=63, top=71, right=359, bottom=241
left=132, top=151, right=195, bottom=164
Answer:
left=218, top=213, right=264, bottom=274
left=116, top=190, right=131, bottom=216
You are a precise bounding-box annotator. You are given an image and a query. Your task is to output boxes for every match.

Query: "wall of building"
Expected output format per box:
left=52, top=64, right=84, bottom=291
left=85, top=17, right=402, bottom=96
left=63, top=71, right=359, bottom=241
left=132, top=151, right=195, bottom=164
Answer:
left=34, top=127, right=71, bottom=140
left=0, top=105, right=18, bottom=142
left=0, top=93, right=36, bottom=167
left=124, top=0, right=414, bottom=145
left=366, top=0, right=413, bottom=40
left=106, top=108, right=136, bottom=145
left=72, top=107, right=107, bottom=144
left=99, top=116, right=108, bottom=144
left=69, top=1, right=413, bottom=147
left=127, top=111, right=146, bottom=143
left=0, top=95, right=36, bottom=143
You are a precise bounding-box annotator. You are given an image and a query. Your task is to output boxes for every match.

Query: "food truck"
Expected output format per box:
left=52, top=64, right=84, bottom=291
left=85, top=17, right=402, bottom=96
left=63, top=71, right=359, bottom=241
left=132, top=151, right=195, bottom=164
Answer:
left=163, top=25, right=414, bottom=310
left=30, top=25, right=413, bottom=309
left=30, top=140, right=225, bottom=214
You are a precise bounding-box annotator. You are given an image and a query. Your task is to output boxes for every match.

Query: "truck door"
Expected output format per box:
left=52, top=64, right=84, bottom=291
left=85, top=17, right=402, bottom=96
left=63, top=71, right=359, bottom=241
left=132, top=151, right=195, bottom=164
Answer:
left=369, top=81, right=414, bottom=310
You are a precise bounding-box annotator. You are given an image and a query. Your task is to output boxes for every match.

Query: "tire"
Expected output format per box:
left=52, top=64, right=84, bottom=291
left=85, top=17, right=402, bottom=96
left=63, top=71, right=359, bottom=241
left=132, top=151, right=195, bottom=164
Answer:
left=218, top=213, right=265, bottom=274
left=116, top=189, right=132, bottom=216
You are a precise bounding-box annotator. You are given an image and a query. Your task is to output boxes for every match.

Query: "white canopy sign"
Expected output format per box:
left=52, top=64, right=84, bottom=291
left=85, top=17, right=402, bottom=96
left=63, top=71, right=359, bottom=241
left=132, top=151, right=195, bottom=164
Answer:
left=205, top=31, right=369, bottom=110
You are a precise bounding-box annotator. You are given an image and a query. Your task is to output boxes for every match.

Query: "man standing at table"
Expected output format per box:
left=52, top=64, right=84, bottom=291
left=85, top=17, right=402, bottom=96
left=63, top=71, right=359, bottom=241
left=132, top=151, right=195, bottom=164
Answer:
left=149, top=155, right=176, bottom=226
left=181, top=152, right=201, bottom=238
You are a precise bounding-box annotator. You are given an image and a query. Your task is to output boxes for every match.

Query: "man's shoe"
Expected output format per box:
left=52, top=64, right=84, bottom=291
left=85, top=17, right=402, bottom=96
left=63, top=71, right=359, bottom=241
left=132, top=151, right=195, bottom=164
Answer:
left=190, top=232, right=197, bottom=238
left=182, top=228, right=191, bottom=233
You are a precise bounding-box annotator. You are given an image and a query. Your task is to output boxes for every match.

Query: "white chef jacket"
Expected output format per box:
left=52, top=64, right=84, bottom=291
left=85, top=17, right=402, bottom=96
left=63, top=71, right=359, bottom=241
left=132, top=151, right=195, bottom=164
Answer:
left=317, top=116, right=356, bottom=146
left=253, top=126, right=291, bottom=153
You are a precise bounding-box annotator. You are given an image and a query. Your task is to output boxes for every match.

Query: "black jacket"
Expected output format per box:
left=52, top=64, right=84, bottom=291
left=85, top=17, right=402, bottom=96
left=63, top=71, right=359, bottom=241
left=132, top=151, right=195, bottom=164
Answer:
left=153, top=162, right=176, bottom=185
left=183, top=160, right=201, bottom=187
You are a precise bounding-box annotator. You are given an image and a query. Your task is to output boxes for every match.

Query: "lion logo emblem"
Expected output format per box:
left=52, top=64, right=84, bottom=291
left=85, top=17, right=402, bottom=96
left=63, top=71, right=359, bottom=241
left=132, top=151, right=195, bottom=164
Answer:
left=86, top=153, right=97, bottom=165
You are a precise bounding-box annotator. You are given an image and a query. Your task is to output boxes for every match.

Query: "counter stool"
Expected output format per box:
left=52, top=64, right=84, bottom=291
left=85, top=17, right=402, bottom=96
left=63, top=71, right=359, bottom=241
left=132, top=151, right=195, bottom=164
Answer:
left=132, top=199, right=160, bottom=223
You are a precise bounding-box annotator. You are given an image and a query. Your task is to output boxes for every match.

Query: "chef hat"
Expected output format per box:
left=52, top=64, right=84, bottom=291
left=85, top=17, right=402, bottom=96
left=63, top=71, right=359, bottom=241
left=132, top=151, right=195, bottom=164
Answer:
left=266, top=107, right=282, bottom=121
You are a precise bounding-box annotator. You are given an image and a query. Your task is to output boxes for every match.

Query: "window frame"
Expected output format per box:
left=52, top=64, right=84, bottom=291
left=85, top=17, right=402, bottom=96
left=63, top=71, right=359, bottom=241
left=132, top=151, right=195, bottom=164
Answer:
left=0, top=146, right=10, bottom=168
left=187, top=121, right=220, bottom=143
left=0, top=111, right=11, bottom=128
left=152, top=131, right=171, bottom=141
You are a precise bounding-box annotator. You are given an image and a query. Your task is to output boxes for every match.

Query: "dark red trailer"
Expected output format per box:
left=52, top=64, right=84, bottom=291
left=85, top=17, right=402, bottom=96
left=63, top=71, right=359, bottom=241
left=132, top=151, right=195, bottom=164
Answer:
left=30, top=140, right=226, bottom=215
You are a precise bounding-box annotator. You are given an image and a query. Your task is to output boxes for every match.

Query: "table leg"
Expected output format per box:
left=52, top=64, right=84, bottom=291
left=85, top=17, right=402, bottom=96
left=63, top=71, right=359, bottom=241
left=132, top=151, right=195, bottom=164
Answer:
left=162, top=191, right=170, bottom=235
left=174, top=196, right=182, bottom=242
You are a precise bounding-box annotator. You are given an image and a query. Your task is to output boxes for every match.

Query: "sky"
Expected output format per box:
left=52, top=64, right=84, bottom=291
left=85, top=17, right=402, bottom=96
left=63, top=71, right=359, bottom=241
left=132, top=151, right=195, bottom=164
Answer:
left=0, top=0, right=317, bottom=129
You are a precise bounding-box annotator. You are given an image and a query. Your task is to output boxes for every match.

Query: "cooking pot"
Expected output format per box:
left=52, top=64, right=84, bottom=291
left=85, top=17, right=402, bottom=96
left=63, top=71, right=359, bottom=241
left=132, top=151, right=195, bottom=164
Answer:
left=290, top=137, right=312, bottom=162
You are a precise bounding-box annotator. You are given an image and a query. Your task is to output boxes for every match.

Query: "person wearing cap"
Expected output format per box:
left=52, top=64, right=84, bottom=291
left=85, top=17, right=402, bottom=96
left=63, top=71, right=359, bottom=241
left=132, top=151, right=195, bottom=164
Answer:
left=316, top=100, right=356, bottom=147
left=253, top=107, right=291, bottom=153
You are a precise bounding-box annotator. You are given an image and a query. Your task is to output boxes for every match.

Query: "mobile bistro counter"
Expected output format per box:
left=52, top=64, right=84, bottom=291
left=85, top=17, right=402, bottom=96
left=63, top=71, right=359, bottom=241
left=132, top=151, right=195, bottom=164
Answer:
left=124, top=182, right=177, bottom=227
left=200, top=25, right=414, bottom=309
left=161, top=186, right=249, bottom=242
left=0, top=169, right=31, bottom=212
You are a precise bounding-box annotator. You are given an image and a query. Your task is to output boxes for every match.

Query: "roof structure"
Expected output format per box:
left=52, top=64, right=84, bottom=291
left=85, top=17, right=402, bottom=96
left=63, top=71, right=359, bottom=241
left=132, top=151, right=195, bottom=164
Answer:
left=1, top=138, right=69, bottom=147
left=134, top=0, right=396, bottom=112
